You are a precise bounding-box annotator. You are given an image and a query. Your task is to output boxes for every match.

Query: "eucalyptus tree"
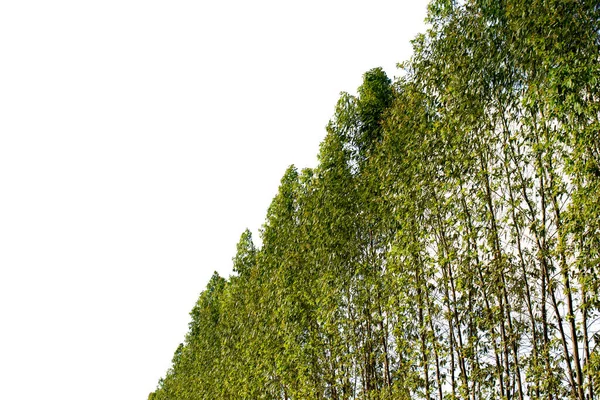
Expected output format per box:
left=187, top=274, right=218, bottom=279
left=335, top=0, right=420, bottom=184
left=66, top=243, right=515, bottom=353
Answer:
left=391, top=1, right=600, bottom=398
left=377, top=74, right=449, bottom=399
left=258, top=165, right=328, bottom=398
left=148, top=1, right=600, bottom=398
left=324, top=67, right=398, bottom=398
left=149, top=272, right=229, bottom=400
left=310, top=125, right=362, bottom=398
left=216, top=229, right=267, bottom=399
left=500, top=1, right=600, bottom=398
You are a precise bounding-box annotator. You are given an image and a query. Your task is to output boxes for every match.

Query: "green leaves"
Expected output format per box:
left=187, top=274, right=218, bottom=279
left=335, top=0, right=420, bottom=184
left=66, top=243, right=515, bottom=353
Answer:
left=149, top=1, right=599, bottom=398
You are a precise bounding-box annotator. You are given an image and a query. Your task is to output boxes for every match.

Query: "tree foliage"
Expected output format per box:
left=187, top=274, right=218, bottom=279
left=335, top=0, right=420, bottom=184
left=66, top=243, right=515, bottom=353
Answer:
left=149, top=1, right=600, bottom=398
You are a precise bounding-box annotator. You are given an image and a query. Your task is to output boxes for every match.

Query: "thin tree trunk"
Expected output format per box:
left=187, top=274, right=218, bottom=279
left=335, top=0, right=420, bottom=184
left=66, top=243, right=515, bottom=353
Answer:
left=417, top=267, right=431, bottom=399
left=459, top=188, right=505, bottom=398
left=548, top=165, right=584, bottom=400
left=480, top=152, right=524, bottom=400
left=423, top=265, right=444, bottom=400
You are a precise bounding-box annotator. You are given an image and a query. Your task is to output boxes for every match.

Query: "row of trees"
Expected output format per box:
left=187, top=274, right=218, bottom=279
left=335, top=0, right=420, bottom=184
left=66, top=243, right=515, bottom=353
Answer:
left=149, top=0, right=599, bottom=398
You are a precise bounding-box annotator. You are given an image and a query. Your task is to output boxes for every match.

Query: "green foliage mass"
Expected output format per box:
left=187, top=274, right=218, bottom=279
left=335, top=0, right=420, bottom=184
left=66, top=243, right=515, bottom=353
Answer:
left=149, top=1, right=600, bottom=398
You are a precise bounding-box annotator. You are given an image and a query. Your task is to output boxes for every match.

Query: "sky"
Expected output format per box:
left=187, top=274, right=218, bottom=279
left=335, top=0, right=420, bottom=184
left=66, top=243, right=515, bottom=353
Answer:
left=0, top=1, right=428, bottom=399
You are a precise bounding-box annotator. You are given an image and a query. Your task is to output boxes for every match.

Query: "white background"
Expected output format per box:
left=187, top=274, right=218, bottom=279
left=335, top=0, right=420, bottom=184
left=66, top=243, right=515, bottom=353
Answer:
left=0, top=1, right=428, bottom=399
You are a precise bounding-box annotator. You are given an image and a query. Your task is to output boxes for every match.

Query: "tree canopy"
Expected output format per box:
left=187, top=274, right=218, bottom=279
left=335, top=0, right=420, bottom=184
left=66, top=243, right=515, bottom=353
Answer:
left=149, top=1, right=600, bottom=398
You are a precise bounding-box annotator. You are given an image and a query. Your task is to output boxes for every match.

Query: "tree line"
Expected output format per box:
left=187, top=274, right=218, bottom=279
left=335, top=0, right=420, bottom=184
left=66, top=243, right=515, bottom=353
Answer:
left=149, top=0, right=599, bottom=398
